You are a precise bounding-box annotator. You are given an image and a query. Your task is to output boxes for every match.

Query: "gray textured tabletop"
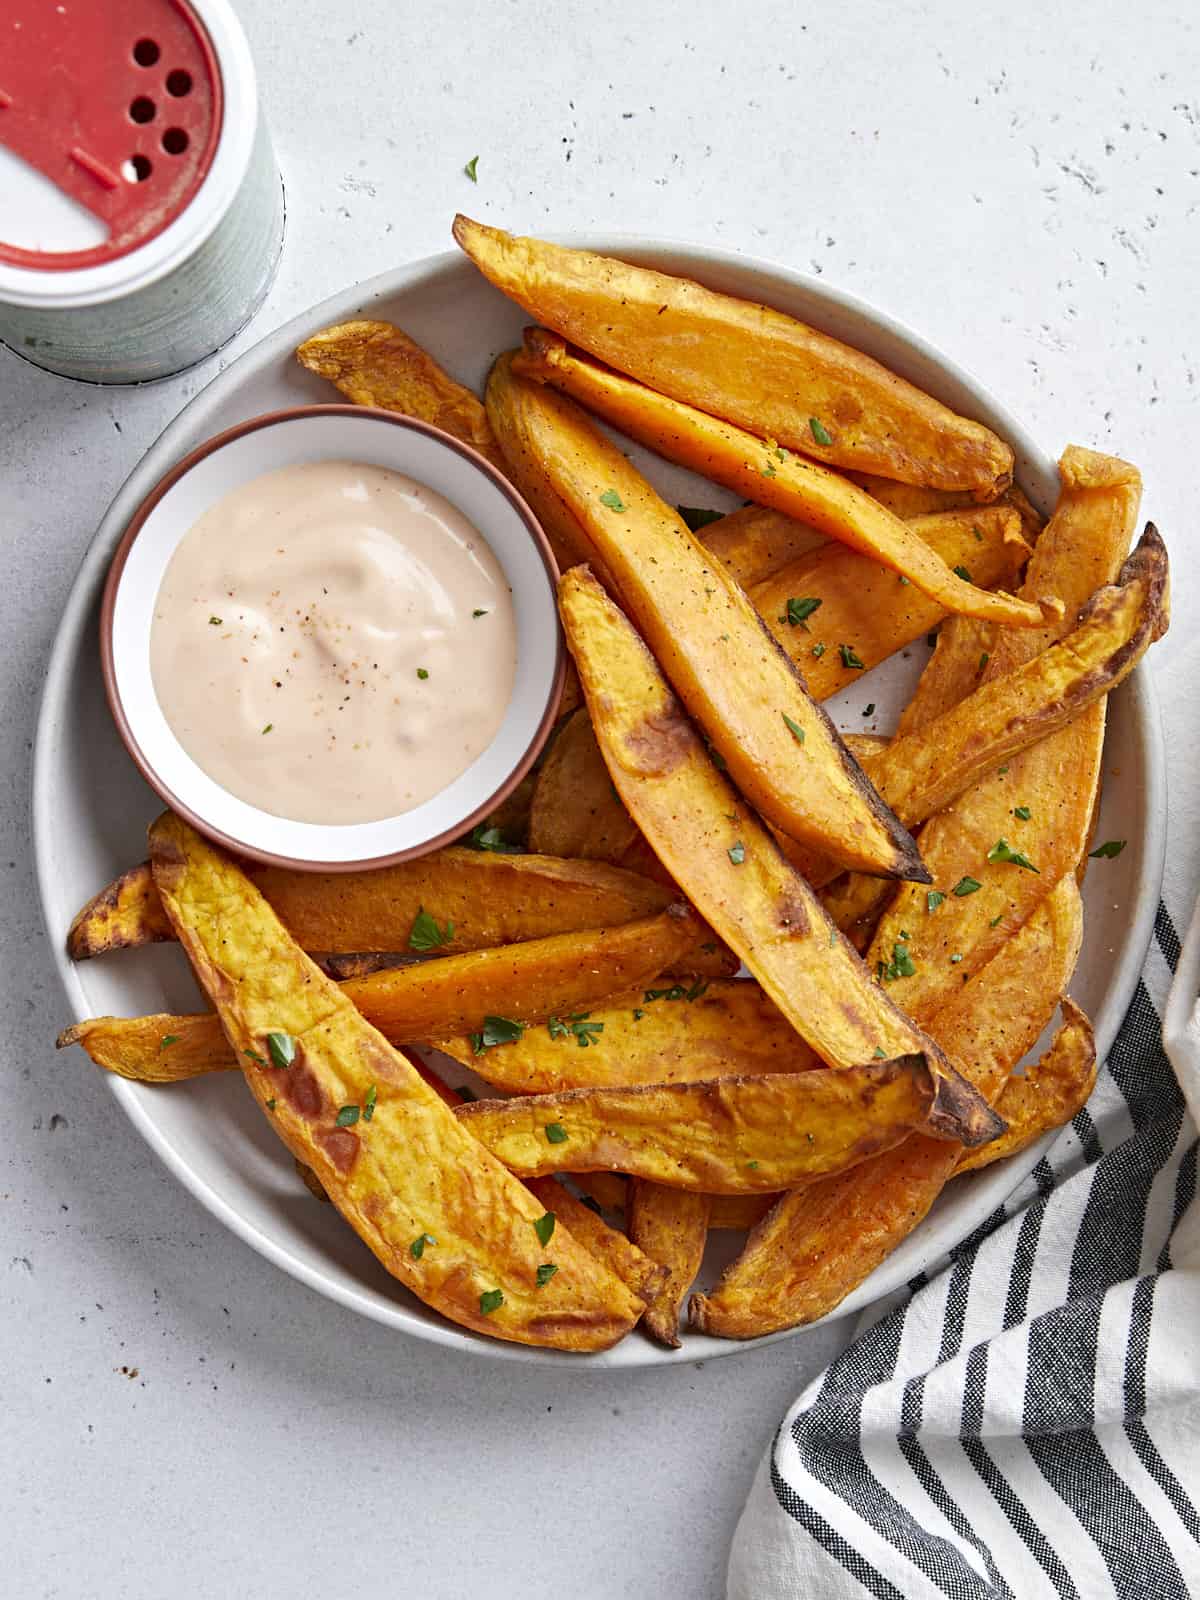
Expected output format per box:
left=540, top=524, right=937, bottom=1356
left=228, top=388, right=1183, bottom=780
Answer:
left=3, top=3, right=1198, bottom=1596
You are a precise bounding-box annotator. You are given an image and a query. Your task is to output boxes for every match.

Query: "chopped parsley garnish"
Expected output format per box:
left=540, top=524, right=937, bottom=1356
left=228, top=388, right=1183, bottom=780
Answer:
left=952, top=876, right=982, bottom=897
left=533, top=1212, right=556, bottom=1247
left=548, top=1013, right=604, bottom=1047
left=678, top=505, right=724, bottom=532
left=761, top=460, right=777, bottom=478
left=927, top=890, right=945, bottom=912
left=208, top=616, right=222, bottom=626
left=953, top=564, right=972, bottom=583
left=470, top=1015, right=525, bottom=1054
left=782, top=712, right=806, bottom=745
left=410, top=1232, right=435, bottom=1259
left=159, top=1034, right=179, bottom=1050
left=862, top=703, right=875, bottom=717
left=472, top=608, right=489, bottom=618
left=989, top=914, right=1004, bottom=928
left=950, top=953, right=963, bottom=964
left=408, top=906, right=454, bottom=953
left=1013, top=805, right=1032, bottom=821
left=335, top=1104, right=360, bottom=1127
left=728, top=840, right=746, bottom=865
left=877, top=942, right=916, bottom=982
left=839, top=644, right=865, bottom=670
left=645, top=985, right=686, bottom=1003
left=973, top=525, right=984, bottom=542
left=464, top=155, right=479, bottom=182
left=811, top=641, right=826, bottom=658
left=544, top=1122, right=568, bottom=1144
left=809, top=416, right=833, bottom=446
left=1089, top=839, right=1127, bottom=860
left=535, top=1263, right=558, bottom=1288
left=468, top=823, right=524, bottom=854
left=600, top=489, right=626, bottom=513
left=978, top=652, right=990, bottom=673
left=997, top=765, right=1009, bottom=775
left=363, top=1084, right=377, bottom=1122
left=416, top=667, right=429, bottom=680
left=265, top=1098, right=276, bottom=1111
left=632, top=1008, right=645, bottom=1021
left=479, top=1289, right=504, bottom=1315
left=261, top=723, right=273, bottom=735
left=745, top=1160, right=759, bottom=1170
left=244, top=1049, right=267, bottom=1066
left=266, top=1031, right=295, bottom=1069
left=873, top=1047, right=887, bottom=1059
left=988, top=837, right=1040, bottom=872
left=784, top=596, right=823, bottom=628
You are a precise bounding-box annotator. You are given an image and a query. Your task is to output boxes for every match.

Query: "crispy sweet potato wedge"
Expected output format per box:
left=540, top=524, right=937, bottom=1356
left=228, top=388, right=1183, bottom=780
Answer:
left=67, top=846, right=679, bottom=961
left=295, top=320, right=508, bottom=469
left=954, top=1005, right=1097, bottom=1175
left=454, top=217, right=1012, bottom=494
left=456, top=1058, right=937, bottom=1193
left=559, top=566, right=1000, bottom=1148
left=897, top=614, right=996, bottom=735
left=691, top=880, right=1083, bottom=1336
left=628, top=1183, right=712, bottom=1347
left=56, top=906, right=716, bottom=1083
left=515, top=331, right=1049, bottom=629
left=147, top=813, right=644, bottom=1351
left=435, top=978, right=813, bottom=1093
left=867, top=449, right=1145, bottom=1015
left=779, top=526, right=1169, bottom=885
left=522, top=1176, right=670, bottom=1308
left=488, top=358, right=924, bottom=881
left=750, top=506, right=1028, bottom=698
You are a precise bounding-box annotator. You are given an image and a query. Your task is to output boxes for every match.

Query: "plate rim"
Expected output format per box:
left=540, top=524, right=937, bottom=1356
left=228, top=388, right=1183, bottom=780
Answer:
left=32, top=234, right=1167, bottom=1369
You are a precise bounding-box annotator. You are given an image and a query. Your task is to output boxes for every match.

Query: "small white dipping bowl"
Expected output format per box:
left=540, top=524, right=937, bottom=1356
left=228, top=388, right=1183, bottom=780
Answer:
left=100, top=405, right=564, bottom=870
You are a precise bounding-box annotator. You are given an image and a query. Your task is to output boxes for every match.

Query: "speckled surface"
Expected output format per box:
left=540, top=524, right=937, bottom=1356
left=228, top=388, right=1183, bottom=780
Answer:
left=3, top=3, right=1198, bottom=1595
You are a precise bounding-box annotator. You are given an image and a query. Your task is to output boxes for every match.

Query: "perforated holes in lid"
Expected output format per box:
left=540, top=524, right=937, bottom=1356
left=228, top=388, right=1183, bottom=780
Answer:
left=0, top=0, right=223, bottom=270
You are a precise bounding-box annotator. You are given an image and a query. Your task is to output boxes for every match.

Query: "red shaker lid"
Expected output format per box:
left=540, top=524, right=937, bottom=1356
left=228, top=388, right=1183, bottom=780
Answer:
left=0, top=0, right=223, bottom=271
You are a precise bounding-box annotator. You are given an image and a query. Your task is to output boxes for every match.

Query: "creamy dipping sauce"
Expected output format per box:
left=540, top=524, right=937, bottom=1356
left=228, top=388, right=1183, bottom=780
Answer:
left=150, top=460, right=517, bottom=824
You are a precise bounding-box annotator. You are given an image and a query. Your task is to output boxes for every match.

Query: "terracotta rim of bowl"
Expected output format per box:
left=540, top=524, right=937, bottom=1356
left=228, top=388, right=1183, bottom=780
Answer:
left=99, top=403, right=567, bottom=871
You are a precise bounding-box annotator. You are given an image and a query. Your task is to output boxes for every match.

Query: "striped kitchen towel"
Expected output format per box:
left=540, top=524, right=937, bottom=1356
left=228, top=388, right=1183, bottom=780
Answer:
left=728, top=893, right=1200, bottom=1598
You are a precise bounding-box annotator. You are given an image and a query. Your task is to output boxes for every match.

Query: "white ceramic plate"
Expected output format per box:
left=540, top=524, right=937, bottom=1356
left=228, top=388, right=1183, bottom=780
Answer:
left=34, top=238, right=1166, bottom=1368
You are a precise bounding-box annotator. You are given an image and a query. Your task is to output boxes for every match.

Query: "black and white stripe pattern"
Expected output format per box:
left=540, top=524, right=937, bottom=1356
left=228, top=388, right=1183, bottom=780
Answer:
left=730, top=903, right=1200, bottom=1600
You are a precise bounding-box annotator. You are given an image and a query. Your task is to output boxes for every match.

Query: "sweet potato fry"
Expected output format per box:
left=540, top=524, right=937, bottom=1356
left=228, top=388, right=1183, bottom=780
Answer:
left=779, top=526, right=1169, bottom=885
left=954, top=1006, right=1097, bottom=1175
left=295, top=320, right=508, bottom=469
left=559, top=566, right=1000, bottom=1148
left=867, top=449, right=1144, bottom=1015
left=896, top=614, right=996, bottom=736
left=454, top=217, right=1013, bottom=494
left=628, top=1183, right=712, bottom=1347
left=455, top=1058, right=937, bottom=1193
left=522, top=1176, right=670, bottom=1308
left=484, top=352, right=597, bottom=575
left=488, top=357, right=924, bottom=881
left=67, top=846, right=679, bottom=961
left=434, top=978, right=814, bottom=1094
left=56, top=906, right=717, bottom=1084
left=690, top=881, right=1083, bottom=1336
left=147, top=813, right=643, bottom=1351
left=515, top=331, right=1049, bottom=629
left=751, top=506, right=1028, bottom=699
